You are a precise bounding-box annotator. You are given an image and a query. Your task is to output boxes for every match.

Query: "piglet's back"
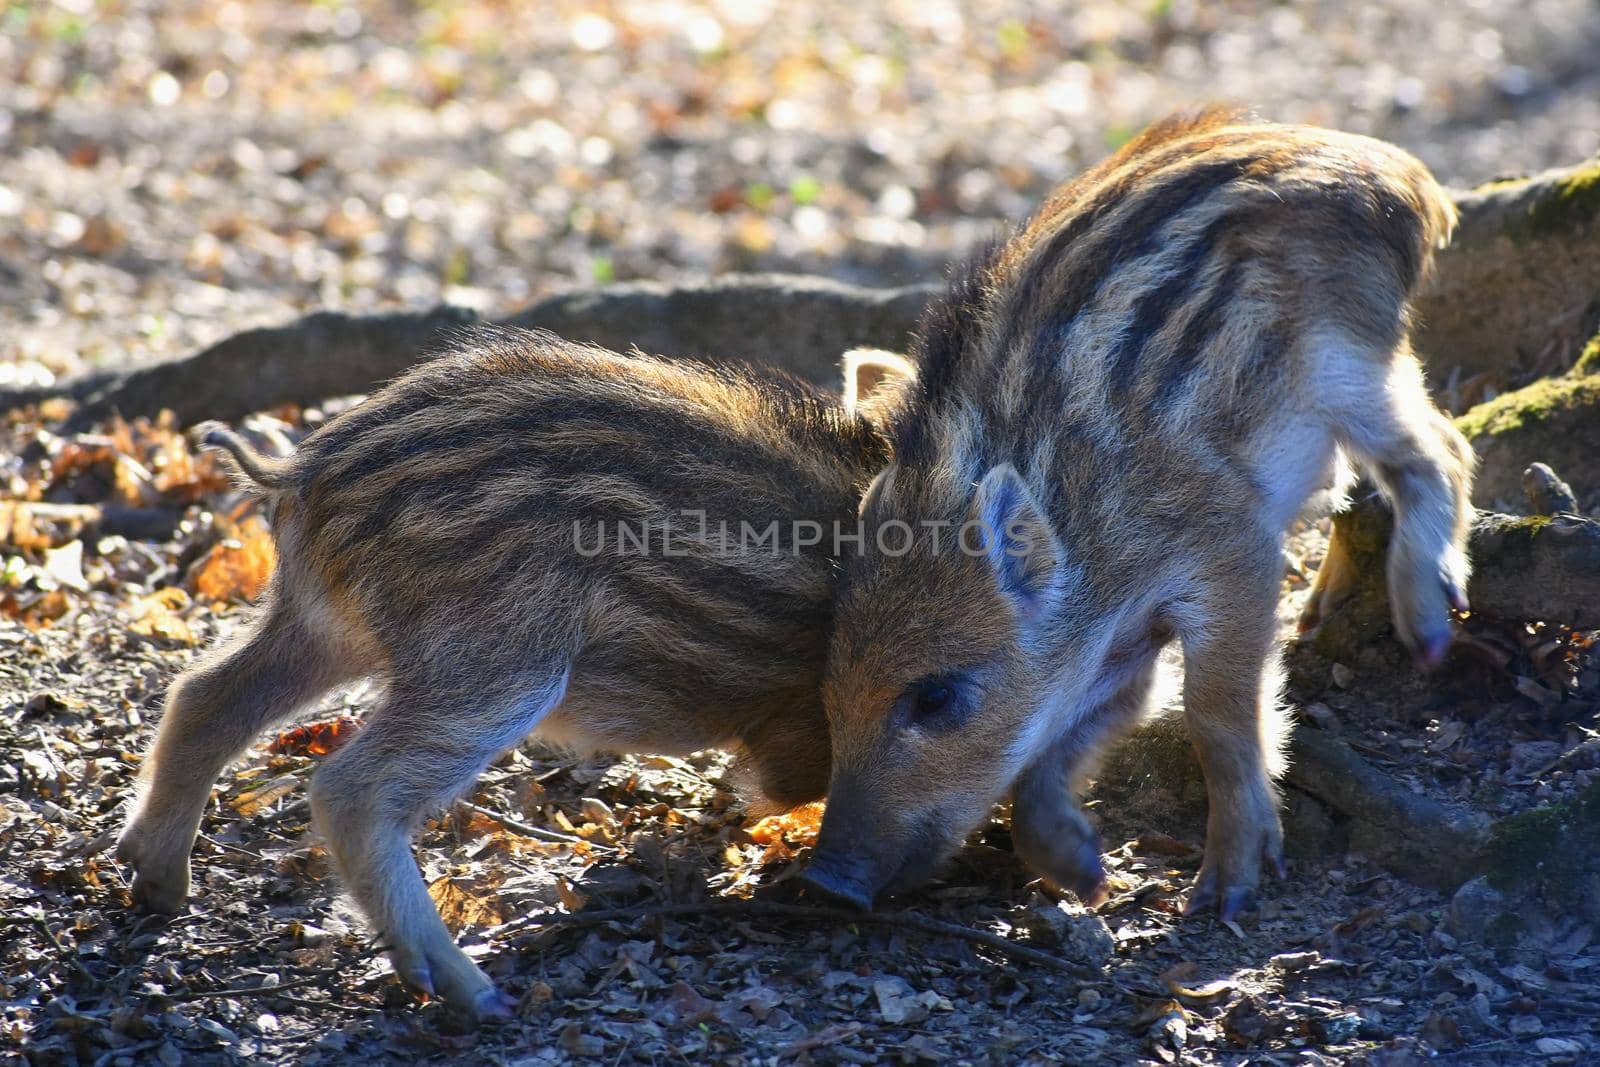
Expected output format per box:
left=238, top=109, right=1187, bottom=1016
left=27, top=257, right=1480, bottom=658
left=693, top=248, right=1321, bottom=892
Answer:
left=268, top=328, right=888, bottom=698
left=906, top=107, right=1456, bottom=461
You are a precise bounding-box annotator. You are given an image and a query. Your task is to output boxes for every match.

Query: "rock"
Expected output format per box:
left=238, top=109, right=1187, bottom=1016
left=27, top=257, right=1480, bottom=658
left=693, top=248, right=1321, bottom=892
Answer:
left=1466, top=512, right=1600, bottom=629
left=1447, top=876, right=1509, bottom=943
left=1147, top=1005, right=1187, bottom=1053
left=1535, top=1036, right=1588, bottom=1059
left=1416, top=161, right=1600, bottom=401
left=1313, top=1012, right=1363, bottom=1044
left=1523, top=463, right=1580, bottom=515
left=1302, top=703, right=1339, bottom=729
left=1508, top=741, right=1562, bottom=780
left=871, top=977, right=948, bottom=1026
left=1307, top=493, right=1600, bottom=653
left=1269, top=951, right=1321, bottom=973
left=1020, top=904, right=1115, bottom=967
left=1456, top=367, right=1600, bottom=512
left=1485, top=780, right=1600, bottom=921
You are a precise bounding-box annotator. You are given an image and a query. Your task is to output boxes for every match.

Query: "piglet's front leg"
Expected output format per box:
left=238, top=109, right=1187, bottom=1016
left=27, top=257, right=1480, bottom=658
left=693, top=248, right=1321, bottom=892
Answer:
left=1010, top=767, right=1108, bottom=906
left=1179, top=594, right=1289, bottom=921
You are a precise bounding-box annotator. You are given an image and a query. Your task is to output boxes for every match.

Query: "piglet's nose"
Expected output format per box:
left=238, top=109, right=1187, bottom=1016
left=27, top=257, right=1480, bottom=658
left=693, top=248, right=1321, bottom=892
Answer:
left=798, top=853, right=875, bottom=912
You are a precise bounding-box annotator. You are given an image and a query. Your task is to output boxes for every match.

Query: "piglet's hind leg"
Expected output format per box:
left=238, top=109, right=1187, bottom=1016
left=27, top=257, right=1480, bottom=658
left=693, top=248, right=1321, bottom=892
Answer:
left=308, top=668, right=568, bottom=1022
left=118, top=605, right=359, bottom=913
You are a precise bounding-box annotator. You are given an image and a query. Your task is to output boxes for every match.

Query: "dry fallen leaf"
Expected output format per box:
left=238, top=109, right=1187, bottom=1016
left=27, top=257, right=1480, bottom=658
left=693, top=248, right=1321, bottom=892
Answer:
left=191, top=515, right=276, bottom=603
left=5, top=588, right=71, bottom=629
left=1135, top=831, right=1200, bottom=858
left=555, top=874, right=589, bottom=913
left=0, top=502, right=55, bottom=551
left=230, top=773, right=301, bottom=817
left=267, top=716, right=362, bottom=758
left=1334, top=904, right=1385, bottom=938
left=747, top=800, right=825, bottom=857
left=429, top=873, right=505, bottom=934
left=129, top=587, right=196, bottom=644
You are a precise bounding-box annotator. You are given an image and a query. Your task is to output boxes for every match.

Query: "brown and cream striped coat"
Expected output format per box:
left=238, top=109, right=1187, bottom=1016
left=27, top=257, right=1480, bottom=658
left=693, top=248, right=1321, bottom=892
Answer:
left=116, top=329, right=904, bottom=1018
left=802, top=110, right=1475, bottom=922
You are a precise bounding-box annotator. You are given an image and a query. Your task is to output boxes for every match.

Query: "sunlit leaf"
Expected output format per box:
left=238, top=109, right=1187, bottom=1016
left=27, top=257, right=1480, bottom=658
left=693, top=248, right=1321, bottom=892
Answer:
left=191, top=515, right=276, bottom=603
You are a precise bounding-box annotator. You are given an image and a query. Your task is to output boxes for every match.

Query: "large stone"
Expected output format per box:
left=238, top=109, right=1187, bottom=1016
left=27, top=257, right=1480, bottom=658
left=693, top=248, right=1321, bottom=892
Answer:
left=1455, top=362, right=1600, bottom=512
left=1415, top=159, right=1600, bottom=398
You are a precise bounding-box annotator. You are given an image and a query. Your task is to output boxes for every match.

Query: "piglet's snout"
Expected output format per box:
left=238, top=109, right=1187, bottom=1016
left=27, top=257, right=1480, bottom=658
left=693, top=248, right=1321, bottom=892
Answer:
left=798, top=849, right=876, bottom=911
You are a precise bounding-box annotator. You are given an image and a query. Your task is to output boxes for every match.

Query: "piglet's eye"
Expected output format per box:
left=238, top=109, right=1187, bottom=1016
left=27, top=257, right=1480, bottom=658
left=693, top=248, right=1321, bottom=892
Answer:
left=909, top=678, right=954, bottom=721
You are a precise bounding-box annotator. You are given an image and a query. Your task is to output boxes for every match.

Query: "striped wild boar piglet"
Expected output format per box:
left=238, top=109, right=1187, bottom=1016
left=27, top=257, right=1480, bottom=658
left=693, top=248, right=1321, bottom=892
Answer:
left=116, top=330, right=910, bottom=1019
left=802, top=110, right=1475, bottom=921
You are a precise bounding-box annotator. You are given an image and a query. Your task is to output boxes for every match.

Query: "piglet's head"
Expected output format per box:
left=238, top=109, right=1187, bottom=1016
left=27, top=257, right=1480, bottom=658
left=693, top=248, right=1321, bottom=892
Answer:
left=802, top=462, right=1067, bottom=909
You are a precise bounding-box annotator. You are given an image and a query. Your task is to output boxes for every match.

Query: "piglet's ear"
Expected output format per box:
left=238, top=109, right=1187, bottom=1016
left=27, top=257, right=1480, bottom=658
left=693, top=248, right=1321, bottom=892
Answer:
left=858, top=464, right=895, bottom=519
left=841, top=348, right=917, bottom=422
left=969, top=463, right=1062, bottom=617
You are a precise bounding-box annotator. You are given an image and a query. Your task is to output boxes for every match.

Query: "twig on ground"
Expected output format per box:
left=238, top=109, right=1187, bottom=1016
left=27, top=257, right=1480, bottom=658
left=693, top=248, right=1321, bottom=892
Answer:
left=255, top=990, right=377, bottom=1016
left=459, top=800, right=615, bottom=852
left=156, top=946, right=382, bottom=1004
left=197, top=831, right=264, bottom=861
left=3, top=914, right=97, bottom=984
left=498, top=899, right=1097, bottom=978
left=158, top=972, right=345, bottom=1002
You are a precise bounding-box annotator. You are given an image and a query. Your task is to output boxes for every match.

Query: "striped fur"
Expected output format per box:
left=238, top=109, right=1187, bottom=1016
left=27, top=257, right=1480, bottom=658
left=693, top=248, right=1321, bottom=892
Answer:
left=805, top=111, right=1475, bottom=919
left=117, top=328, right=900, bottom=1017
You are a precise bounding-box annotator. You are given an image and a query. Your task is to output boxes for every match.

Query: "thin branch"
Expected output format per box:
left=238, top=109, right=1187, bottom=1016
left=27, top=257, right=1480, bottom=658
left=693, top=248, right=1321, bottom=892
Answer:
left=157, top=971, right=349, bottom=1003
left=497, top=899, right=1098, bottom=978
left=250, top=990, right=376, bottom=1016
left=459, top=800, right=615, bottom=852
left=3, top=914, right=97, bottom=984
left=155, top=946, right=382, bottom=1004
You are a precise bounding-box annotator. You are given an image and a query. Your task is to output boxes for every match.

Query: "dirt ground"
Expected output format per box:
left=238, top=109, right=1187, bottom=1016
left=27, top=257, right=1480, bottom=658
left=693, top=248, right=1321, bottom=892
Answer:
left=4, top=2, right=1600, bottom=1065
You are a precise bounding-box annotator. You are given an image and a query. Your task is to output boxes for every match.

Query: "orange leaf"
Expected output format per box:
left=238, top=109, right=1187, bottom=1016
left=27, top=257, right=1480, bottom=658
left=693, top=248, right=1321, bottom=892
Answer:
left=748, top=801, right=825, bottom=849
left=429, top=874, right=504, bottom=934
left=0, top=502, right=56, bottom=551
left=192, top=516, right=276, bottom=603
left=230, top=773, right=301, bottom=816
left=5, top=589, right=71, bottom=629
left=267, top=716, right=363, bottom=758
left=555, top=875, right=588, bottom=914
left=129, top=586, right=196, bottom=644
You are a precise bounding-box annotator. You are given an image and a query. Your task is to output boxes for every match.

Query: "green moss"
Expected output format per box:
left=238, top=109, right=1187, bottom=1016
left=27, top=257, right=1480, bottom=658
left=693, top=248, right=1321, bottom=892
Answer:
left=1454, top=374, right=1600, bottom=440
left=1573, top=331, right=1600, bottom=377
left=1485, top=781, right=1600, bottom=904
left=1474, top=176, right=1529, bottom=193
left=1521, top=162, right=1600, bottom=237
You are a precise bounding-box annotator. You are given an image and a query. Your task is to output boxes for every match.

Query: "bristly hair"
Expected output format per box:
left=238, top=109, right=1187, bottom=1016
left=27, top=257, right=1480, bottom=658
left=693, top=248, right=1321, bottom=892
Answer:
left=884, top=104, right=1459, bottom=478
left=892, top=107, right=1251, bottom=470
left=896, top=238, right=1004, bottom=467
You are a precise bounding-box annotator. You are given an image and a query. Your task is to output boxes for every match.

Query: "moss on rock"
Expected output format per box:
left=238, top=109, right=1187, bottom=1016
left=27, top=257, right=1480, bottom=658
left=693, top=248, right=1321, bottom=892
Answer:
left=1455, top=372, right=1600, bottom=508
left=1574, top=330, right=1600, bottom=377
left=1455, top=374, right=1600, bottom=440
left=1520, top=161, right=1600, bottom=238
left=1485, top=781, right=1600, bottom=916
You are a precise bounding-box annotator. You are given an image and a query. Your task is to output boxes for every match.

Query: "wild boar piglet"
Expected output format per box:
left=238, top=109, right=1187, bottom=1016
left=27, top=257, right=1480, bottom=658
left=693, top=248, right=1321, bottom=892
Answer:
left=803, top=110, right=1474, bottom=921
left=117, top=330, right=909, bottom=1019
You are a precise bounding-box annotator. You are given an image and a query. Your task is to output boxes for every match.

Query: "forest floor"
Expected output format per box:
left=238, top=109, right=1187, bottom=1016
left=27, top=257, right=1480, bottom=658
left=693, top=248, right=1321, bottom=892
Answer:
left=2, top=368, right=1596, bottom=1067
left=5, top=2, right=1600, bottom=1065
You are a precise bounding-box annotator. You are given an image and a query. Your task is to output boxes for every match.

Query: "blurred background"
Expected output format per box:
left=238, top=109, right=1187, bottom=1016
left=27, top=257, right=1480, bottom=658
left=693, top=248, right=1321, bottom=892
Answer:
left=3, top=0, right=1598, bottom=387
